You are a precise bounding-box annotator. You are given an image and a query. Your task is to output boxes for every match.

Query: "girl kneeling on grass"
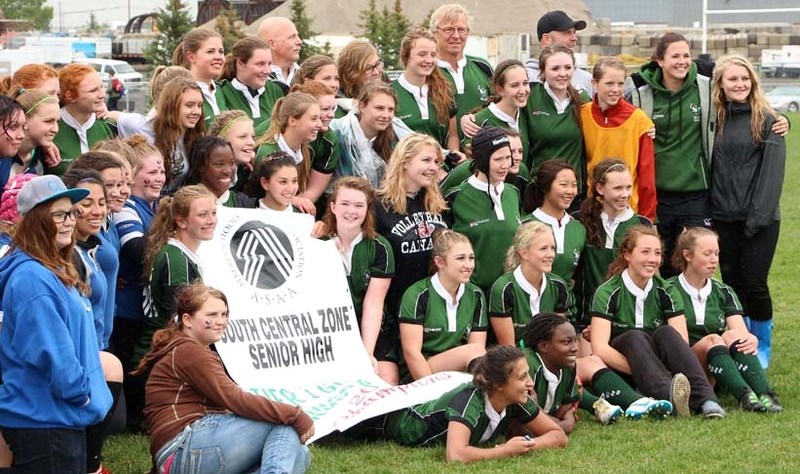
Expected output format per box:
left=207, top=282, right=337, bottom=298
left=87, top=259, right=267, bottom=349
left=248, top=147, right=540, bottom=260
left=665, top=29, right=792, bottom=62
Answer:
left=135, top=284, right=313, bottom=473
left=522, top=313, right=673, bottom=433
left=385, top=345, right=567, bottom=462
left=590, top=225, right=725, bottom=418
left=670, top=227, right=781, bottom=412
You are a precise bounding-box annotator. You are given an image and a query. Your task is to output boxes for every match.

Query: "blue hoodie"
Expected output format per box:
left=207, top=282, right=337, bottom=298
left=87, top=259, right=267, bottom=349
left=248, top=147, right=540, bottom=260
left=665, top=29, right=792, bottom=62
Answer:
left=0, top=249, right=112, bottom=428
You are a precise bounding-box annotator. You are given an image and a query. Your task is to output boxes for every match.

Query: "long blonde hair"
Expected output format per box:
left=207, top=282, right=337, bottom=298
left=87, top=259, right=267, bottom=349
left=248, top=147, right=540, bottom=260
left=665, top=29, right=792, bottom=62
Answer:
left=505, top=221, right=554, bottom=272
left=712, top=54, right=776, bottom=143
left=378, top=133, right=446, bottom=215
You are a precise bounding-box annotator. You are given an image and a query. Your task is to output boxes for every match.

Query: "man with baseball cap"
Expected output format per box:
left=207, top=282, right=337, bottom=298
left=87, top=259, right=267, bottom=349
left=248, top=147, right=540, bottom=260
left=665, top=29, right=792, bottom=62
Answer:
left=526, top=10, right=593, bottom=93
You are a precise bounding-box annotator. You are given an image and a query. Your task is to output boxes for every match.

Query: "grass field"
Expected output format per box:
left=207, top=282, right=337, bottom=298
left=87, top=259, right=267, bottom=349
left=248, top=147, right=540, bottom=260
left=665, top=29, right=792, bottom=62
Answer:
left=105, top=113, right=800, bottom=473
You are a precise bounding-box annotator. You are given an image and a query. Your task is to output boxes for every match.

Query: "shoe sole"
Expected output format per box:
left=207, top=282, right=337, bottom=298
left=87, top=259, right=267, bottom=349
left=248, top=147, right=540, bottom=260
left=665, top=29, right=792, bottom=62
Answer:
left=671, top=373, right=691, bottom=417
left=646, top=400, right=672, bottom=420
left=605, top=407, right=623, bottom=425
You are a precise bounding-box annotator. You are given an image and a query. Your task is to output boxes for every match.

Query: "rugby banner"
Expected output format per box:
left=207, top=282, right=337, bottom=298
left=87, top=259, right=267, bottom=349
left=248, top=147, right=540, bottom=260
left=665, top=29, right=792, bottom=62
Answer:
left=198, top=206, right=471, bottom=442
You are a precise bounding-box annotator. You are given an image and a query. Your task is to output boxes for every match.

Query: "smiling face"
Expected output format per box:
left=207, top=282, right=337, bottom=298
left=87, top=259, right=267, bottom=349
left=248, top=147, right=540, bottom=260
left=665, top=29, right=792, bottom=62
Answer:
left=25, top=102, right=59, bottom=148
left=201, top=145, right=237, bottom=197
left=593, top=67, right=626, bottom=109
left=132, top=154, right=166, bottom=202
left=406, top=38, right=437, bottom=79
left=596, top=170, right=632, bottom=215
left=508, top=135, right=523, bottom=175
left=313, top=64, right=340, bottom=93
left=358, top=92, right=395, bottom=138
left=238, top=47, right=272, bottom=89
left=435, top=241, right=475, bottom=284
left=539, top=322, right=578, bottom=370
left=180, top=89, right=204, bottom=129
left=684, top=234, right=719, bottom=280
left=182, top=295, right=228, bottom=346
left=317, top=94, right=336, bottom=132
left=0, top=110, right=26, bottom=157
left=624, top=234, right=662, bottom=283
left=433, top=13, right=469, bottom=58
left=50, top=197, right=76, bottom=249
left=359, top=53, right=384, bottom=86
left=496, top=357, right=534, bottom=406
left=520, top=230, right=555, bottom=275
left=721, top=63, right=752, bottom=103
left=223, top=118, right=256, bottom=165
left=176, top=196, right=217, bottom=246
left=69, top=72, right=105, bottom=114
left=99, top=166, right=125, bottom=213
left=543, top=52, right=575, bottom=94
left=330, top=187, right=368, bottom=234
left=544, top=168, right=578, bottom=212
left=497, top=66, right=530, bottom=109
left=657, top=40, right=691, bottom=85
left=74, top=182, right=107, bottom=241
left=404, top=145, right=440, bottom=193
left=289, top=103, right=322, bottom=143
left=260, top=165, right=298, bottom=210
left=188, top=36, right=225, bottom=80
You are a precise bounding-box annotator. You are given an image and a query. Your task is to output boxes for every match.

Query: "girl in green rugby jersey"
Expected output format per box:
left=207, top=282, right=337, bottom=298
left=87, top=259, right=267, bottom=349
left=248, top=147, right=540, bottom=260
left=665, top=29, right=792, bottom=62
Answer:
left=385, top=345, right=566, bottom=462
left=670, top=227, right=781, bottom=412
left=323, top=177, right=397, bottom=384
left=296, top=55, right=340, bottom=94
left=398, top=229, right=487, bottom=382
left=172, top=27, right=226, bottom=124
left=207, top=110, right=257, bottom=190
left=590, top=225, right=725, bottom=418
left=186, top=136, right=255, bottom=208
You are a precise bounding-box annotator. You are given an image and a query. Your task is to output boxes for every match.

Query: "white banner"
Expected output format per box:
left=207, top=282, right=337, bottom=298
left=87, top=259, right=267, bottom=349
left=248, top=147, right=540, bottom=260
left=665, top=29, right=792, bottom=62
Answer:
left=198, top=207, right=471, bottom=442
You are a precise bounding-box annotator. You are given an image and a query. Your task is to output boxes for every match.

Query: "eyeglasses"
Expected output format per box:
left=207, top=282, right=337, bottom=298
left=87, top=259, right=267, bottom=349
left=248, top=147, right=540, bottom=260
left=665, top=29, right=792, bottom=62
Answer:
left=436, top=26, right=470, bottom=37
left=367, top=58, right=384, bottom=73
left=51, top=209, right=78, bottom=224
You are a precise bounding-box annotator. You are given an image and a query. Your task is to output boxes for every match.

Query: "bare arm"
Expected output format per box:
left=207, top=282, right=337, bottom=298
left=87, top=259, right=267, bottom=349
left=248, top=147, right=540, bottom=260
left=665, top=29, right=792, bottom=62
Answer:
left=360, top=277, right=391, bottom=355
left=550, top=404, right=577, bottom=434
left=400, top=323, right=432, bottom=380
left=590, top=317, right=631, bottom=374
left=445, top=421, right=535, bottom=463
left=667, top=315, right=689, bottom=344
left=490, top=317, right=516, bottom=347
left=299, top=170, right=332, bottom=204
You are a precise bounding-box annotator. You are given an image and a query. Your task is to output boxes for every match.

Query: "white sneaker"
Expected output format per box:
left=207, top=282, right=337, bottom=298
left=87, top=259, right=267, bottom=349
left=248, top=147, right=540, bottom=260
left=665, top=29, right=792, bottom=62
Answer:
left=593, top=397, right=623, bottom=425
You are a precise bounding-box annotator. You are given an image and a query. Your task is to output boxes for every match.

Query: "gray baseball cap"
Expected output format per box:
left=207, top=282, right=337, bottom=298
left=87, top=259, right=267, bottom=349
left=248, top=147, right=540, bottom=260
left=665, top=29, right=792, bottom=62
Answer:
left=17, top=175, right=90, bottom=216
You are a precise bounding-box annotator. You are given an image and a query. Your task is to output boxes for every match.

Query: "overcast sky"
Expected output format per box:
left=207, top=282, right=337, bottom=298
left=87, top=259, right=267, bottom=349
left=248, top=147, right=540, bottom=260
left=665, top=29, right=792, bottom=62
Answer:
left=46, top=0, right=198, bottom=30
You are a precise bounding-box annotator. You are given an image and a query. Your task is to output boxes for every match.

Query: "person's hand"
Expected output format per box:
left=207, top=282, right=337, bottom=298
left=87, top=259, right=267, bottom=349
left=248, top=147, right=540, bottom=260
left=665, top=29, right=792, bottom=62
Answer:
left=734, top=334, right=758, bottom=355
left=42, top=142, right=62, bottom=168
left=299, top=425, right=315, bottom=444
left=448, top=150, right=467, bottom=165
left=503, top=436, right=536, bottom=455
left=310, top=221, right=327, bottom=238
left=95, top=104, right=110, bottom=119
left=460, top=114, right=480, bottom=138
left=580, top=325, right=592, bottom=342
left=646, top=126, right=656, bottom=139
left=772, top=115, right=789, bottom=137
left=291, top=196, right=316, bottom=215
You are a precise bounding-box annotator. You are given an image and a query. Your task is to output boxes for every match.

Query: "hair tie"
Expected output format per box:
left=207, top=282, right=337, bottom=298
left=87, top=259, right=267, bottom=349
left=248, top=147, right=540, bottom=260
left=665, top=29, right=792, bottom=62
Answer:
left=25, top=96, right=54, bottom=116
left=216, top=115, right=249, bottom=137
left=598, top=163, right=626, bottom=184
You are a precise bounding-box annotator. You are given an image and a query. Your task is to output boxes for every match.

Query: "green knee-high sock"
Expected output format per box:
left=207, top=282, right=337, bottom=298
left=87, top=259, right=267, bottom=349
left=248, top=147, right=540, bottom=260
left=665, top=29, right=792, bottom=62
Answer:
left=579, top=387, right=600, bottom=412
left=591, top=368, right=643, bottom=408
left=707, top=345, right=751, bottom=396
left=730, top=347, right=772, bottom=395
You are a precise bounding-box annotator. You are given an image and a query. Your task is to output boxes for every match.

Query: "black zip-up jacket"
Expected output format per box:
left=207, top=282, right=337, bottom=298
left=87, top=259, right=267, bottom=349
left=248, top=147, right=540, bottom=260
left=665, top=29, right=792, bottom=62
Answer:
left=709, top=101, right=785, bottom=237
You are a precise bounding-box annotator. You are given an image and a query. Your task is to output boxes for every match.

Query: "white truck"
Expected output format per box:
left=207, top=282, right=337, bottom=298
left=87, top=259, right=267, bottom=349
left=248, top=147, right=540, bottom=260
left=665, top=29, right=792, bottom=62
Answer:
left=761, top=45, right=800, bottom=78
left=21, top=36, right=113, bottom=66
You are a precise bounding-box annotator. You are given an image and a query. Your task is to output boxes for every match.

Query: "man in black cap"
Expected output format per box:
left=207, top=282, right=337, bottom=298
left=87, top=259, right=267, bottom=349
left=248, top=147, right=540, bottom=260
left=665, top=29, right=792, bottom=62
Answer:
left=526, top=10, right=593, bottom=93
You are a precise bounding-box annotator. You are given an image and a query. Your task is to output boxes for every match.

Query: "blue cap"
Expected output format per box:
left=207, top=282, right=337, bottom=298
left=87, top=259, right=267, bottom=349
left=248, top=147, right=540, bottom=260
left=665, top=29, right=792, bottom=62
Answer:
left=17, top=175, right=90, bottom=215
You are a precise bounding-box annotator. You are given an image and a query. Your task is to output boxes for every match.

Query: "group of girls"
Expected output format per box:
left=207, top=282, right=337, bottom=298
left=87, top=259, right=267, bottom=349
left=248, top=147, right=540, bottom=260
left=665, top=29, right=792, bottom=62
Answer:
left=0, top=16, right=788, bottom=470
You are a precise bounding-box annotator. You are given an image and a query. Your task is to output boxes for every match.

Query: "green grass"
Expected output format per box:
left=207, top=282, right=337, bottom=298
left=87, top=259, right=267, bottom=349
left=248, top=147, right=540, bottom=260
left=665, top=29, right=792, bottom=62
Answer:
left=105, top=113, right=800, bottom=473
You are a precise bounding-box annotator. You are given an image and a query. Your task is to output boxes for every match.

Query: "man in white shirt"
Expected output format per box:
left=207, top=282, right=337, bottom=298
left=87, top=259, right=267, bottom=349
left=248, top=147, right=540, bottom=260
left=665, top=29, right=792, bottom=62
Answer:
left=257, top=17, right=302, bottom=92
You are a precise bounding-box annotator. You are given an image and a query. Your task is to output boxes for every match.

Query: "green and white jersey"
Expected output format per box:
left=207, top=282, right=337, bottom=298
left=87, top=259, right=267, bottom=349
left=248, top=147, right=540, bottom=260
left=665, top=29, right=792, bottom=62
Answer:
left=525, top=83, right=590, bottom=191
left=392, top=77, right=453, bottom=147
left=308, top=129, right=339, bottom=174
left=669, top=274, right=743, bottom=345
left=385, top=382, right=540, bottom=446
left=524, top=209, right=586, bottom=284
left=469, top=103, right=531, bottom=166
left=218, top=79, right=285, bottom=128
left=523, top=348, right=579, bottom=415
left=198, top=80, right=227, bottom=126
left=489, top=268, right=573, bottom=344
left=438, top=55, right=493, bottom=139
left=577, top=208, right=651, bottom=323
left=137, top=239, right=203, bottom=363
left=51, top=116, right=116, bottom=176
left=334, top=233, right=395, bottom=325
left=440, top=160, right=530, bottom=198
left=590, top=271, right=684, bottom=339
left=399, top=274, right=488, bottom=360
left=446, top=176, right=521, bottom=292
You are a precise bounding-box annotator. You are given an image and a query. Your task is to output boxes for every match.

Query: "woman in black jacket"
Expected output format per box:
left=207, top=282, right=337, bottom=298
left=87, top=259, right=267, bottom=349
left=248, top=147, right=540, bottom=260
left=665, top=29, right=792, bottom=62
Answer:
left=710, top=54, right=785, bottom=370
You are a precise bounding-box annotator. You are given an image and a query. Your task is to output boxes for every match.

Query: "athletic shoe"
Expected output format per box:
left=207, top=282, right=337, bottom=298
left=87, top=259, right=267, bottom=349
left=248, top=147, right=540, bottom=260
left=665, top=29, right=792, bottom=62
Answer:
left=670, top=373, right=691, bottom=417
left=700, top=400, right=726, bottom=419
left=625, top=397, right=673, bottom=420
left=759, top=391, right=783, bottom=413
left=593, top=397, right=623, bottom=425
left=739, top=389, right=766, bottom=412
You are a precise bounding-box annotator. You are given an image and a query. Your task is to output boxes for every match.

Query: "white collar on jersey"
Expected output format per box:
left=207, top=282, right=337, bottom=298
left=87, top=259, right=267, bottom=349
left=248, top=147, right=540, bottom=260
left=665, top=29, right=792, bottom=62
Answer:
left=600, top=207, right=634, bottom=249
left=488, top=102, right=519, bottom=132
left=479, top=391, right=507, bottom=443
left=678, top=273, right=712, bottom=326
left=513, top=265, right=547, bottom=316
left=621, top=269, right=652, bottom=329
left=533, top=208, right=571, bottom=254
left=431, top=272, right=465, bottom=332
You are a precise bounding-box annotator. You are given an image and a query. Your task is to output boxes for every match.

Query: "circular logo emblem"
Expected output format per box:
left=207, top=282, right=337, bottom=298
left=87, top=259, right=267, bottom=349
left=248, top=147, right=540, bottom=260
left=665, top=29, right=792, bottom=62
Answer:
left=229, top=221, right=295, bottom=290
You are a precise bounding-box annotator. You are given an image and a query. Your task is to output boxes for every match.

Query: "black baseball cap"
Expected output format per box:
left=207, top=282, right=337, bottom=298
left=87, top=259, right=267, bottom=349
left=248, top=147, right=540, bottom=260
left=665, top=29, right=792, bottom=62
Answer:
left=537, top=11, right=587, bottom=40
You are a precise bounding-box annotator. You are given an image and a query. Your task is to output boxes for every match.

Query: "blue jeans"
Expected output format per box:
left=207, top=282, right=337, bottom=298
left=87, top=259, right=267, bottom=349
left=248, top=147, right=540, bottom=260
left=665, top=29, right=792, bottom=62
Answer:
left=0, top=426, right=85, bottom=473
left=159, top=413, right=310, bottom=474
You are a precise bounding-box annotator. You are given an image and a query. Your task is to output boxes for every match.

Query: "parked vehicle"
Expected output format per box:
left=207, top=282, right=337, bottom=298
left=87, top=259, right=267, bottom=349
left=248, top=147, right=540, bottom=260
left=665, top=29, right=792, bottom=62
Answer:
left=71, top=58, right=144, bottom=88
left=765, top=85, right=800, bottom=113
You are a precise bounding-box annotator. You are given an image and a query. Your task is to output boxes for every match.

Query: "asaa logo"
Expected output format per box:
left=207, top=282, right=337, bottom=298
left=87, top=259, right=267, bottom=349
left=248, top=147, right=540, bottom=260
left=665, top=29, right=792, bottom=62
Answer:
left=229, top=221, right=295, bottom=289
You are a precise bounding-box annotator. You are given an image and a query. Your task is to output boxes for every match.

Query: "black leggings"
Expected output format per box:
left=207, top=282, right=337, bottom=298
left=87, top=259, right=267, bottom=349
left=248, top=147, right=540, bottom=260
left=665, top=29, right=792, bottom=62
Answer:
left=611, top=326, right=717, bottom=411
left=715, top=219, right=780, bottom=322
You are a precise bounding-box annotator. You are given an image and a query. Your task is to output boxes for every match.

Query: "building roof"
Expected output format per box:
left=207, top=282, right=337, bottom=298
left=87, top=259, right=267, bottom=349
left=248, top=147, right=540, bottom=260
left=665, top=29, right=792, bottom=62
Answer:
left=244, top=0, right=593, bottom=37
